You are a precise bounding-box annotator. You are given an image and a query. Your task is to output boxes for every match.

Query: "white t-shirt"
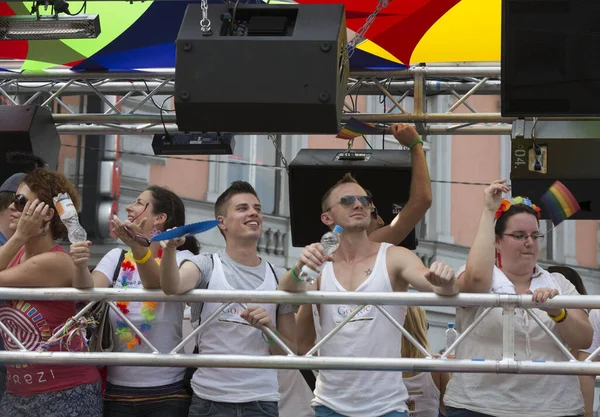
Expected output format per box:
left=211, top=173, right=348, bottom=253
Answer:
left=94, top=248, right=194, bottom=388
left=190, top=253, right=279, bottom=402
left=278, top=369, right=315, bottom=417
left=444, top=264, right=585, bottom=417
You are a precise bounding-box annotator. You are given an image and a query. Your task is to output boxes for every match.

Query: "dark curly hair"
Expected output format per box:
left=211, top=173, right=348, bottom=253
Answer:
left=22, top=169, right=80, bottom=240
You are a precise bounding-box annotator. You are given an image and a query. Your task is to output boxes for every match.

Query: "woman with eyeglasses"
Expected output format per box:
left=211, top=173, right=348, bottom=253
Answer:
left=70, top=186, right=200, bottom=417
left=444, top=180, right=592, bottom=417
left=0, top=169, right=102, bottom=416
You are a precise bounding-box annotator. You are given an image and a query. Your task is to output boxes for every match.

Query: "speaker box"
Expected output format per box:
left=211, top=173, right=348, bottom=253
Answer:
left=0, top=105, right=60, bottom=181
left=288, top=149, right=417, bottom=249
left=511, top=138, right=600, bottom=219
left=175, top=3, right=348, bottom=133
left=501, top=0, right=600, bottom=117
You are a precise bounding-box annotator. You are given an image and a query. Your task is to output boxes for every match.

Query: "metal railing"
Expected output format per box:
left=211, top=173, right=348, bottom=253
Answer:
left=1, top=289, right=599, bottom=375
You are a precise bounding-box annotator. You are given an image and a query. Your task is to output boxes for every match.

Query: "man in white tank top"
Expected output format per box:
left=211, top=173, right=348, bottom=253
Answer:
left=278, top=174, right=459, bottom=417
left=159, top=181, right=297, bottom=417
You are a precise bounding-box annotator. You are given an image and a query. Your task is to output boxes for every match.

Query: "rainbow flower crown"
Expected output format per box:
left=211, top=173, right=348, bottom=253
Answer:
left=495, top=196, right=541, bottom=220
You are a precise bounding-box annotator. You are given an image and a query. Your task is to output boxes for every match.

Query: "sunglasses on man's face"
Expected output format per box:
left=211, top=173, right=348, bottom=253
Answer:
left=326, top=195, right=374, bottom=212
left=13, top=194, right=28, bottom=213
left=123, top=203, right=153, bottom=247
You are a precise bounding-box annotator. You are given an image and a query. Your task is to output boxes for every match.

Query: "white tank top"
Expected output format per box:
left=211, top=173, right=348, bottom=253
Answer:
left=191, top=254, right=279, bottom=402
left=313, top=243, right=409, bottom=417
left=403, top=372, right=440, bottom=417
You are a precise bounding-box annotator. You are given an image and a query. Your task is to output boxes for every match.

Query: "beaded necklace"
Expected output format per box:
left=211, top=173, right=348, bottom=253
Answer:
left=115, top=249, right=162, bottom=349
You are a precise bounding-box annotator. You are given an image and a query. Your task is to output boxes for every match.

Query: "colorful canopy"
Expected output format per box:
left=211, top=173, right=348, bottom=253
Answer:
left=0, top=0, right=500, bottom=74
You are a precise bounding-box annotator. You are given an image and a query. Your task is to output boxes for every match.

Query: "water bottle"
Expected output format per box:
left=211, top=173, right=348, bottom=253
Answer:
left=445, top=322, right=460, bottom=350
left=53, top=192, right=87, bottom=243
left=300, top=225, right=343, bottom=284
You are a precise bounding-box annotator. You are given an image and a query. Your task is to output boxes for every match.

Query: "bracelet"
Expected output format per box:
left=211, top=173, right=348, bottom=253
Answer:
left=408, top=138, right=424, bottom=150
left=263, top=329, right=280, bottom=345
left=548, top=308, right=568, bottom=323
left=290, top=268, right=304, bottom=283
left=133, top=249, right=152, bottom=265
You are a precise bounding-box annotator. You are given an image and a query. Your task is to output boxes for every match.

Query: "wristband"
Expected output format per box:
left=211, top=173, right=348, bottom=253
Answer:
left=408, top=138, right=424, bottom=150
left=133, top=249, right=152, bottom=265
left=263, top=329, right=280, bottom=345
left=291, top=268, right=304, bottom=283
left=548, top=308, right=568, bottom=323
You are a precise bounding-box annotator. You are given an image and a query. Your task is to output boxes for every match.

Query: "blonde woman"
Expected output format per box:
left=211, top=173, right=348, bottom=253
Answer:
left=402, top=307, right=450, bottom=417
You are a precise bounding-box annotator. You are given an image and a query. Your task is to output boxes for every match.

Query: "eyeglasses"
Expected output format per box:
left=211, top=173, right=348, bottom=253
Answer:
left=325, top=195, right=373, bottom=212
left=13, top=194, right=28, bottom=212
left=123, top=203, right=152, bottom=247
left=504, top=232, right=545, bottom=242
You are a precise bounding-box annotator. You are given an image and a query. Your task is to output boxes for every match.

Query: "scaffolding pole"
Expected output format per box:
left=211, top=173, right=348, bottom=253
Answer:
left=0, top=80, right=502, bottom=96
left=0, top=65, right=511, bottom=135
left=0, top=289, right=596, bottom=373
left=0, top=288, right=598, bottom=309
left=0, top=351, right=598, bottom=375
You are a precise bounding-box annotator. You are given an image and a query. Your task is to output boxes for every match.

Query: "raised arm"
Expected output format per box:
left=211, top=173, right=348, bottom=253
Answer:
left=0, top=251, right=76, bottom=287
left=388, top=246, right=458, bottom=295
left=369, top=124, right=432, bottom=245
left=459, top=180, right=510, bottom=293
left=159, top=237, right=201, bottom=295
left=70, top=241, right=113, bottom=288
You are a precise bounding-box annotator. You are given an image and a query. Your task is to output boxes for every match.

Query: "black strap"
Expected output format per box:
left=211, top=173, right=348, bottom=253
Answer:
left=111, top=250, right=126, bottom=287
left=300, top=369, right=316, bottom=391
left=267, top=262, right=281, bottom=318
left=267, top=262, right=279, bottom=285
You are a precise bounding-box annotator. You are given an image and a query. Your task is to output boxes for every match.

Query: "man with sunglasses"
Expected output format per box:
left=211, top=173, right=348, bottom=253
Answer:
left=278, top=173, right=458, bottom=417
left=159, top=181, right=296, bottom=417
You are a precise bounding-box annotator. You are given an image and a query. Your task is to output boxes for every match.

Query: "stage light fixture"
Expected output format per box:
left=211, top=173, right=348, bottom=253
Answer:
left=152, top=132, right=236, bottom=156
left=0, top=14, right=100, bottom=40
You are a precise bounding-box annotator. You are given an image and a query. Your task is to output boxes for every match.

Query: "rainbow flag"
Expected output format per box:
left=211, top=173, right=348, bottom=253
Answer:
left=540, top=181, right=581, bottom=225
left=336, top=117, right=384, bottom=140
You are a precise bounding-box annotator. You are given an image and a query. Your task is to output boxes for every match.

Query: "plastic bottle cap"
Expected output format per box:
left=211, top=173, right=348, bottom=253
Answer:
left=447, top=323, right=454, bottom=328
left=333, top=225, right=343, bottom=234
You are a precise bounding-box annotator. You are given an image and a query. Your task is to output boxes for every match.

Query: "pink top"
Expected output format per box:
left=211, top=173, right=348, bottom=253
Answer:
left=0, top=245, right=100, bottom=396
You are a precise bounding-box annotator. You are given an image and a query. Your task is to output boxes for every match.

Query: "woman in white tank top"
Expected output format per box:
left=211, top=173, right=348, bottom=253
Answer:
left=402, top=307, right=449, bottom=417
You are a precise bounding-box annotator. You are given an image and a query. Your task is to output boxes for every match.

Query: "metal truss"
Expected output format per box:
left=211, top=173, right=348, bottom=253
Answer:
left=1, top=288, right=600, bottom=375
left=0, top=65, right=515, bottom=136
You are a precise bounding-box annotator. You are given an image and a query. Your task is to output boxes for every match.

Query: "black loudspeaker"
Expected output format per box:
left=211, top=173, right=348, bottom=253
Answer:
left=501, top=0, right=600, bottom=116
left=288, top=149, right=417, bottom=249
left=511, top=138, right=600, bottom=219
left=175, top=3, right=348, bottom=133
left=0, top=105, right=60, bottom=181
